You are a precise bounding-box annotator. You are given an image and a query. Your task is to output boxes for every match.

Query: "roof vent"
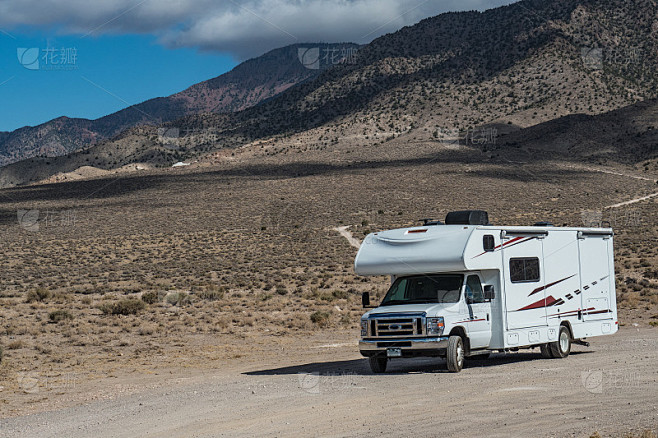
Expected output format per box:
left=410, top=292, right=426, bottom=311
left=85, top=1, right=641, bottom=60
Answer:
left=445, top=210, right=490, bottom=226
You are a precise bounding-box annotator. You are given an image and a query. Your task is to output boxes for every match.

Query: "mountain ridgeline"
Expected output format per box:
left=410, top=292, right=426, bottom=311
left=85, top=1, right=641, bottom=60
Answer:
left=1, top=0, right=657, bottom=187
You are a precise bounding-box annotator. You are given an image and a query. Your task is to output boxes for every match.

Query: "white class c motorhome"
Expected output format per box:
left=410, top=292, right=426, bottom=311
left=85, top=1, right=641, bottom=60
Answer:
left=355, top=210, right=618, bottom=373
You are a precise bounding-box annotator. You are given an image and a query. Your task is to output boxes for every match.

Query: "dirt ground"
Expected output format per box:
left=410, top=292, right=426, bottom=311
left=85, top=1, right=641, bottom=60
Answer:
left=1, top=326, right=656, bottom=438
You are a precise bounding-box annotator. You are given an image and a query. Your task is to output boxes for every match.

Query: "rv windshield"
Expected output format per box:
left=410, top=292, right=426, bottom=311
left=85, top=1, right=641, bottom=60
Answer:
left=380, top=274, right=464, bottom=306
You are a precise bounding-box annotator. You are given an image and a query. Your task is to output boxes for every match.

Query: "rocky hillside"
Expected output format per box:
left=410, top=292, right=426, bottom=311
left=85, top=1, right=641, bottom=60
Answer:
left=3, top=0, right=658, bottom=187
left=0, top=43, right=357, bottom=167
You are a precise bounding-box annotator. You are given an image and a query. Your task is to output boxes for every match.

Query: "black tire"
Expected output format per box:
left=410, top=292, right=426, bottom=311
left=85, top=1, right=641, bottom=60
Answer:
left=540, top=343, right=554, bottom=359
left=549, top=326, right=571, bottom=358
left=446, top=335, right=465, bottom=372
left=368, top=356, right=387, bottom=373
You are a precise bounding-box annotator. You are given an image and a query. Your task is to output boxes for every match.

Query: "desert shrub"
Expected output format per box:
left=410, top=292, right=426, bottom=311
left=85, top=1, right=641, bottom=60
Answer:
left=332, top=289, right=348, bottom=299
left=0, top=345, right=3, bottom=363
left=25, top=288, right=51, bottom=303
left=99, top=299, right=146, bottom=315
left=141, top=291, right=163, bottom=304
left=48, top=310, right=73, bottom=323
left=199, top=286, right=225, bottom=301
left=275, top=286, right=288, bottom=296
left=310, top=311, right=331, bottom=326
left=166, top=292, right=190, bottom=306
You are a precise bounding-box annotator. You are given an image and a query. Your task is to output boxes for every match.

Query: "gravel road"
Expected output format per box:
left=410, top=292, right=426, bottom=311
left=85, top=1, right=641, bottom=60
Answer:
left=2, top=327, right=657, bottom=437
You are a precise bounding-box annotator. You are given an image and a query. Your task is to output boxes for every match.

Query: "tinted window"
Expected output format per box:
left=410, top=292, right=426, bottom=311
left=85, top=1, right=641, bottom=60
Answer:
left=509, top=257, right=540, bottom=283
left=465, top=275, right=484, bottom=303
left=483, top=235, right=495, bottom=252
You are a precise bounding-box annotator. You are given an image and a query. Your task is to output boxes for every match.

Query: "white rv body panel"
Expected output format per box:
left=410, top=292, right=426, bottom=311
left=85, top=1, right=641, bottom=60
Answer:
left=357, top=224, right=618, bottom=355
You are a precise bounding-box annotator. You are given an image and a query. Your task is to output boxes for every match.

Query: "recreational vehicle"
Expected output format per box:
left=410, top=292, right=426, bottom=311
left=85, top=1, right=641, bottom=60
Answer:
left=355, top=210, right=618, bottom=373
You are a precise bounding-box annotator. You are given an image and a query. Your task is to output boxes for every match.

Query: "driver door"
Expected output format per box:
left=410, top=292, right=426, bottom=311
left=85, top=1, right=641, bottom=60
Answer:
left=465, top=274, right=491, bottom=349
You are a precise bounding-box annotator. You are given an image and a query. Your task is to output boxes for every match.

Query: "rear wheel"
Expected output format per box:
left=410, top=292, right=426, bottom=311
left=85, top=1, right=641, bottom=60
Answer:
left=540, top=343, right=554, bottom=358
left=549, top=326, right=571, bottom=358
left=446, top=335, right=465, bottom=372
left=368, top=356, right=388, bottom=373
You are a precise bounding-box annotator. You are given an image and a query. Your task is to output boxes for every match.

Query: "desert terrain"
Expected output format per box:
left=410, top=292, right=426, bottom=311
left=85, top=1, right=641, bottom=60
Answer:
left=0, top=138, right=656, bottom=436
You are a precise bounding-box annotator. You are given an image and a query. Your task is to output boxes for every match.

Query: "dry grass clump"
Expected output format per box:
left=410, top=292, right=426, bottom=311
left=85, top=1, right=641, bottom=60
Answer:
left=48, top=310, right=73, bottom=323
left=310, top=310, right=332, bottom=327
left=25, top=288, right=51, bottom=303
left=99, top=298, right=146, bottom=315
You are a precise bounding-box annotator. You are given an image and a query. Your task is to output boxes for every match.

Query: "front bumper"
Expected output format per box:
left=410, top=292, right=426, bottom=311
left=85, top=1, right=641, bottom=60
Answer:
left=359, top=336, right=450, bottom=357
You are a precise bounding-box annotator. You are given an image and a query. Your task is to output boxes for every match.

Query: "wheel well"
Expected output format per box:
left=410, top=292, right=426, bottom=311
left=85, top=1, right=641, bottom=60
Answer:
left=449, top=326, right=470, bottom=352
left=560, top=321, right=574, bottom=339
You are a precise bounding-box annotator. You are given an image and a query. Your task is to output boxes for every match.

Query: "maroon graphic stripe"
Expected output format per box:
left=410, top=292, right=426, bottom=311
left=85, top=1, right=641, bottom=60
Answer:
left=528, top=274, right=576, bottom=297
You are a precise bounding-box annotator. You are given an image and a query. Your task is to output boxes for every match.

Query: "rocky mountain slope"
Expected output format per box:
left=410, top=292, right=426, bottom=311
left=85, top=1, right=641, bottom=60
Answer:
left=2, top=0, right=658, bottom=187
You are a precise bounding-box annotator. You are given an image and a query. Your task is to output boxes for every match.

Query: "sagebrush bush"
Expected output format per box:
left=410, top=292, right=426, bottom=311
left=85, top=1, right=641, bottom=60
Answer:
left=310, top=310, right=331, bottom=326
left=48, top=310, right=73, bottom=323
left=166, top=292, right=190, bottom=306
left=25, top=288, right=51, bottom=303
left=199, top=286, right=225, bottom=301
left=141, top=291, right=162, bottom=304
left=99, top=299, right=146, bottom=315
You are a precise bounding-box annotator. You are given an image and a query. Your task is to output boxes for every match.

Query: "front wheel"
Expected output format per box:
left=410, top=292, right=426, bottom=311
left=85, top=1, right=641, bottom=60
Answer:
left=368, top=356, right=388, bottom=373
left=540, top=343, right=553, bottom=358
left=549, top=326, right=571, bottom=358
left=446, top=335, right=465, bottom=372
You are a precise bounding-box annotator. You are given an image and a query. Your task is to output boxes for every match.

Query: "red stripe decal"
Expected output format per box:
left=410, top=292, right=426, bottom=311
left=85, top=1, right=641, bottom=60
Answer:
left=528, top=274, right=577, bottom=296
left=473, top=236, right=529, bottom=258
left=517, top=295, right=558, bottom=311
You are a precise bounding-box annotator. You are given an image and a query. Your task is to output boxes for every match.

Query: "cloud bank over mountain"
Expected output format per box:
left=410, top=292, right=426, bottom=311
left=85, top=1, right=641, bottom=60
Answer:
left=0, top=0, right=514, bottom=58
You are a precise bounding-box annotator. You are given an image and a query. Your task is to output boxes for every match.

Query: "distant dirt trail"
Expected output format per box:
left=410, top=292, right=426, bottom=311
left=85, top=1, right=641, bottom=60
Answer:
left=561, top=163, right=658, bottom=209
left=606, top=192, right=658, bottom=209
left=334, top=226, right=361, bottom=249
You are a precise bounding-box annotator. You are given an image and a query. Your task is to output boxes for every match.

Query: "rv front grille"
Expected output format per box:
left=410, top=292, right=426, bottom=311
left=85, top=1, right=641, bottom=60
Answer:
left=370, top=315, right=425, bottom=337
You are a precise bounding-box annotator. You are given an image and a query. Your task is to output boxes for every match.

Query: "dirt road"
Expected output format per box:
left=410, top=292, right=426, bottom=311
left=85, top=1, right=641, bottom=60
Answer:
left=2, top=327, right=657, bottom=438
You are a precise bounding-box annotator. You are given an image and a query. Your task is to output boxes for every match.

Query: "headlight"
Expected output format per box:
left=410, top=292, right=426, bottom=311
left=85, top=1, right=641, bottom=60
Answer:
left=361, top=320, right=368, bottom=337
left=427, top=317, right=445, bottom=336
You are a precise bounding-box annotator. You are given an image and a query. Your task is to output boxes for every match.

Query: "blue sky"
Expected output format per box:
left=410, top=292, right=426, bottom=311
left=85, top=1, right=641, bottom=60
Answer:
left=0, top=0, right=514, bottom=132
left=0, top=32, right=236, bottom=131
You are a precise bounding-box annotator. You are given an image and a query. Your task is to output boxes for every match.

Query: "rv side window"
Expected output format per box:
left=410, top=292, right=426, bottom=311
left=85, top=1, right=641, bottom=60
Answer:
left=483, top=235, right=495, bottom=252
left=509, top=257, right=540, bottom=283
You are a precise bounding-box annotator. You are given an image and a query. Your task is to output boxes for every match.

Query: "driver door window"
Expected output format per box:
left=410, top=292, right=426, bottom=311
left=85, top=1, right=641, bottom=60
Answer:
left=465, top=275, right=484, bottom=304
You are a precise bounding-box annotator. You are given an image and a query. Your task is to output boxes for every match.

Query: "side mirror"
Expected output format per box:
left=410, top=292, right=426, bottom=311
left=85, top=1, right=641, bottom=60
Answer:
left=484, top=285, right=495, bottom=301
left=362, top=292, right=371, bottom=308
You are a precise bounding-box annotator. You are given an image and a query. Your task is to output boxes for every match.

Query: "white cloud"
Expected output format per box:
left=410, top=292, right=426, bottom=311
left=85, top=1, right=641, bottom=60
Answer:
left=0, top=0, right=515, bottom=59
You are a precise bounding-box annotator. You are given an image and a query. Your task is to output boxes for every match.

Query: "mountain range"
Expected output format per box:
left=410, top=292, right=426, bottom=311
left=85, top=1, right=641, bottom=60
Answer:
left=1, top=0, right=657, bottom=188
